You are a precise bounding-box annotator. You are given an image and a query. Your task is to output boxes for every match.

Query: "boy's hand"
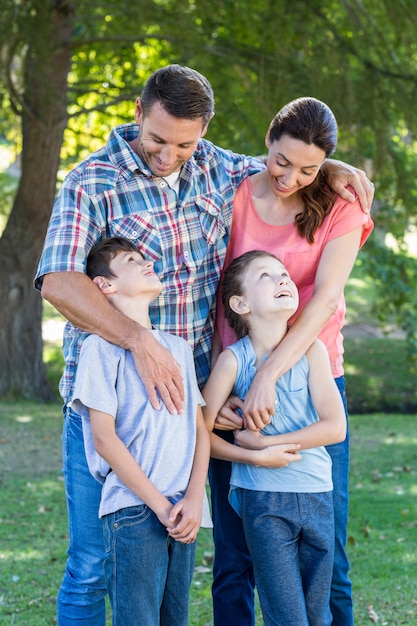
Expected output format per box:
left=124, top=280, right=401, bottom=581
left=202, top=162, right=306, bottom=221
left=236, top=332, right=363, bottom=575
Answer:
left=166, top=496, right=202, bottom=544
left=260, top=444, right=302, bottom=468
left=234, top=428, right=265, bottom=450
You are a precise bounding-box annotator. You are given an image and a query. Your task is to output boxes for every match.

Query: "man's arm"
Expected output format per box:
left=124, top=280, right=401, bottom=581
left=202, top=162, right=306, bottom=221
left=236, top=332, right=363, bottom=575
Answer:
left=42, top=271, right=184, bottom=414
left=323, top=158, right=375, bottom=213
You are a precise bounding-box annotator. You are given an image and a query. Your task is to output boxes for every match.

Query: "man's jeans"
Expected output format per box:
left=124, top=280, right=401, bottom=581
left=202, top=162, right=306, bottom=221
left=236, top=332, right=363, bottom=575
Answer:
left=102, top=505, right=196, bottom=626
left=57, top=407, right=107, bottom=625
left=208, top=376, right=353, bottom=626
left=242, top=490, right=334, bottom=626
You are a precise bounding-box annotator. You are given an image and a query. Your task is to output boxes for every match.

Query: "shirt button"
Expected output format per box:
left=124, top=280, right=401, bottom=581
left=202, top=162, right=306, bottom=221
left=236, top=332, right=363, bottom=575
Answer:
left=131, top=231, right=138, bottom=238
left=184, top=251, right=189, bottom=257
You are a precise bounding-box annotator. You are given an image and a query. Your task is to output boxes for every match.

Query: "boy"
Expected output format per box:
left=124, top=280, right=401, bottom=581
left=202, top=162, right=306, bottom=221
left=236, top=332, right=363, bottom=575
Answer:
left=71, top=236, right=210, bottom=626
left=203, top=250, right=346, bottom=626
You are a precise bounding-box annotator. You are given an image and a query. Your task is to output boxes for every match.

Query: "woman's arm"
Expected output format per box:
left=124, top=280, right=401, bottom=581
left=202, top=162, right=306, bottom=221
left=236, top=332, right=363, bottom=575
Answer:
left=202, top=349, right=301, bottom=467
left=242, top=225, right=363, bottom=430
left=235, top=340, right=346, bottom=452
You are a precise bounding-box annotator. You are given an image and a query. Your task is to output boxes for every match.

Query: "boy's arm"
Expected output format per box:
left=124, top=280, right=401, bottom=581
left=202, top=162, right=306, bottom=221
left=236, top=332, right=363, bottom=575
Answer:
left=89, top=408, right=173, bottom=527
left=202, top=349, right=301, bottom=467
left=167, top=405, right=210, bottom=543
left=235, top=340, right=346, bottom=452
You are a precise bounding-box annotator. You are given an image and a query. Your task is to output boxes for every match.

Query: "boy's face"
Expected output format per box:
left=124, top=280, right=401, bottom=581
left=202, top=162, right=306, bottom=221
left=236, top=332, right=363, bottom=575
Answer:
left=108, top=249, right=162, bottom=299
left=240, top=256, right=299, bottom=318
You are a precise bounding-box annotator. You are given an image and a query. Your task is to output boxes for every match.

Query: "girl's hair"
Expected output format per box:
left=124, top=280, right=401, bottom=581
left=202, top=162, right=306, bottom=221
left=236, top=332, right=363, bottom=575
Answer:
left=222, top=250, right=282, bottom=339
left=141, top=64, right=214, bottom=126
left=86, top=237, right=141, bottom=280
left=268, top=97, right=338, bottom=243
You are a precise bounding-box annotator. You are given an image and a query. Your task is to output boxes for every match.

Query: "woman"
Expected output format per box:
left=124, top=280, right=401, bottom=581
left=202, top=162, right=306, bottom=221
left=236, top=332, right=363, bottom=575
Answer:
left=209, top=97, right=373, bottom=626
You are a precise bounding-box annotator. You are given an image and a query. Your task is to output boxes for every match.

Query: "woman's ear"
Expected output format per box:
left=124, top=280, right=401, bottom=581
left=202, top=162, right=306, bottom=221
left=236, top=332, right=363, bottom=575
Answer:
left=92, top=275, right=115, bottom=294
left=229, top=294, right=250, bottom=315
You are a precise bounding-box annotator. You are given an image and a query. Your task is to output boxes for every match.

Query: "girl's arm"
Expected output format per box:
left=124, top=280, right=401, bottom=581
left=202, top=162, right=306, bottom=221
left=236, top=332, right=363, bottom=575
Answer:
left=202, top=349, right=301, bottom=467
left=89, top=409, right=173, bottom=527
left=235, top=339, right=346, bottom=452
left=241, top=226, right=363, bottom=429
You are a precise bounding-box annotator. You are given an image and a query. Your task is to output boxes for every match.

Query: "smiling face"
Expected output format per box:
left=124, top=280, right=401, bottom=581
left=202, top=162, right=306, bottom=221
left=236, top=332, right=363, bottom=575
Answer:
left=134, top=99, right=209, bottom=177
left=231, top=255, right=299, bottom=322
left=107, top=249, right=163, bottom=300
left=265, top=133, right=326, bottom=198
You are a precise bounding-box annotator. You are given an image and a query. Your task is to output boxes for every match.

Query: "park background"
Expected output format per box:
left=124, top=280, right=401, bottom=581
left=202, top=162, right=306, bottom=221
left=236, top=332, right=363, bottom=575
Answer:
left=1, top=0, right=417, bottom=624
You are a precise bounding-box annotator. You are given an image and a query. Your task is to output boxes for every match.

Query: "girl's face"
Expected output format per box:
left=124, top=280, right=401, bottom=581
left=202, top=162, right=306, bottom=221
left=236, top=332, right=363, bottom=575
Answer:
left=235, top=256, right=299, bottom=319
left=265, top=133, right=326, bottom=198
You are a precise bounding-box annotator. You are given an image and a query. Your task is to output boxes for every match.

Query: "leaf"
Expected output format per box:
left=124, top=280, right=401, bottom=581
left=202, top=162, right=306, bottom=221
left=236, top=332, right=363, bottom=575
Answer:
left=367, top=604, right=379, bottom=623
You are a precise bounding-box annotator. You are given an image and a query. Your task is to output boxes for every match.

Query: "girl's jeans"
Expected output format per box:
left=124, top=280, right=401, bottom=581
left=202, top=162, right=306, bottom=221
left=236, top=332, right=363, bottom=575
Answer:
left=209, top=376, right=353, bottom=626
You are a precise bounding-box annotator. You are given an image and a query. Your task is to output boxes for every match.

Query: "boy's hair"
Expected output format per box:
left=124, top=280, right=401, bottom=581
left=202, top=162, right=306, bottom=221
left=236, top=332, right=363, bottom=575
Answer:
left=86, top=237, right=141, bottom=280
left=222, top=250, right=282, bottom=339
left=268, top=97, right=338, bottom=244
left=141, top=64, right=215, bottom=126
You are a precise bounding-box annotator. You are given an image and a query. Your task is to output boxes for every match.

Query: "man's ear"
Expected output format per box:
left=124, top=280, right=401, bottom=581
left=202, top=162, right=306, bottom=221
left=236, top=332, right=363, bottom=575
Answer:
left=229, top=295, right=250, bottom=315
left=92, top=275, right=115, bottom=295
left=201, top=112, right=215, bottom=138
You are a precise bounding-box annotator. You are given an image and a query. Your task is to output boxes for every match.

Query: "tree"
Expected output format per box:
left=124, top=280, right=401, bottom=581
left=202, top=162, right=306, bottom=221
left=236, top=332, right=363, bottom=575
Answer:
left=1, top=0, right=417, bottom=399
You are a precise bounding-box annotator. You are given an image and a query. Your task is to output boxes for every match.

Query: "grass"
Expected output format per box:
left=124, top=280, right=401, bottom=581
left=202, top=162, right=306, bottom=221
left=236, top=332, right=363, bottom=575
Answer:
left=1, top=259, right=416, bottom=624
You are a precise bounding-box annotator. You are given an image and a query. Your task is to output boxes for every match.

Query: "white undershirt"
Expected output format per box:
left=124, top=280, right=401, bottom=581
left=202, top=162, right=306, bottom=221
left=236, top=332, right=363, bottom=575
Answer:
left=162, top=171, right=181, bottom=193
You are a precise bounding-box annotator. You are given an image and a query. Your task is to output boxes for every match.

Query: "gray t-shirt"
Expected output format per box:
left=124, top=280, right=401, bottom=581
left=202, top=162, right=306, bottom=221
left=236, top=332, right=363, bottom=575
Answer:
left=72, top=329, right=204, bottom=519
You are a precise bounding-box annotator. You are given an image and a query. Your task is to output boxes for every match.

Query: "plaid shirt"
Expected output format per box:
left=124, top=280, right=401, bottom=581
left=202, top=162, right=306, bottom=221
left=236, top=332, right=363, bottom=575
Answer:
left=35, top=123, right=263, bottom=402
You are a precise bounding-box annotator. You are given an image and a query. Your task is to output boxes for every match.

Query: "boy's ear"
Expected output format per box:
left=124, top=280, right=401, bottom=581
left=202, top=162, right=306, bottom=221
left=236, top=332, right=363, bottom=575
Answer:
left=92, top=275, right=115, bottom=294
left=229, top=295, right=250, bottom=315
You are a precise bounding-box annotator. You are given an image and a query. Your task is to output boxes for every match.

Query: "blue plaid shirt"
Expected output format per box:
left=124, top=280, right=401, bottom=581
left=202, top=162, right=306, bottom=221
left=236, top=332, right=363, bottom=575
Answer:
left=35, top=123, right=263, bottom=401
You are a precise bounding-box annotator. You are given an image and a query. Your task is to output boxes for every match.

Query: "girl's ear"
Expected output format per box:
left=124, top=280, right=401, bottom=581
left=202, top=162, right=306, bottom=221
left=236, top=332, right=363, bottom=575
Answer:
left=92, top=275, right=115, bottom=294
left=229, top=294, right=250, bottom=315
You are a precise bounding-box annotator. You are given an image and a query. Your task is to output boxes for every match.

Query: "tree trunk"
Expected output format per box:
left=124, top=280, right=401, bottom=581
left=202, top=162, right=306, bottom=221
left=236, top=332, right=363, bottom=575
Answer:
left=0, top=1, right=75, bottom=400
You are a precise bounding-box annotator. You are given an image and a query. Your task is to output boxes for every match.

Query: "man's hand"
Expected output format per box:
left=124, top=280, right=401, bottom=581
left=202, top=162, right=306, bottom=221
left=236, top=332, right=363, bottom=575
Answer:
left=234, top=428, right=266, bottom=450
left=131, top=329, right=184, bottom=414
left=324, top=158, right=375, bottom=213
left=213, top=395, right=244, bottom=431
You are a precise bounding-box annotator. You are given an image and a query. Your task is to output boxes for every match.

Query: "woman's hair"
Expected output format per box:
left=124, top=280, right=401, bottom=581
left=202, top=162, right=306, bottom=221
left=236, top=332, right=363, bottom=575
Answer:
left=141, top=64, right=215, bottom=126
left=86, top=237, right=141, bottom=280
left=222, top=250, right=282, bottom=339
left=268, top=97, right=338, bottom=243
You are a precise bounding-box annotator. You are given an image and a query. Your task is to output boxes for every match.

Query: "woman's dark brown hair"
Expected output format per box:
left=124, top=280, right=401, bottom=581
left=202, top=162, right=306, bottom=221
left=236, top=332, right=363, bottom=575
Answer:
left=268, top=97, right=338, bottom=243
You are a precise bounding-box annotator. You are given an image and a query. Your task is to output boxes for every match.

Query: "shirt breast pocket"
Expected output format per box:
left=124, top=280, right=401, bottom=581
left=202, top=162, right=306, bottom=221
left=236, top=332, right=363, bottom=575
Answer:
left=107, top=214, right=162, bottom=263
left=195, top=194, right=228, bottom=246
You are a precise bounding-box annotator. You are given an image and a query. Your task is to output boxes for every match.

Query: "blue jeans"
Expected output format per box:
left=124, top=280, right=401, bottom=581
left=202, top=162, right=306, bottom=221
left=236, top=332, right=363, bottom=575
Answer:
left=241, top=490, right=334, bottom=626
left=57, top=407, right=107, bottom=625
left=103, top=505, right=196, bottom=626
left=208, top=376, right=352, bottom=626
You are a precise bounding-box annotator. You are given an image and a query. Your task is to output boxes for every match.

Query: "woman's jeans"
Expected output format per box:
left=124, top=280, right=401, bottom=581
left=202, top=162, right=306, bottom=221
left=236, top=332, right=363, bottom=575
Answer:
left=208, top=376, right=353, bottom=626
left=241, top=490, right=334, bottom=626
left=102, top=505, right=196, bottom=626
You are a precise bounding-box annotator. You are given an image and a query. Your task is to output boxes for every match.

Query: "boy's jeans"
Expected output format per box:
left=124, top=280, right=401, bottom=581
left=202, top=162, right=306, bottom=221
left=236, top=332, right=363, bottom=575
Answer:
left=209, top=376, right=353, bottom=626
left=57, top=407, right=107, bottom=625
left=102, top=505, right=196, bottom=626
left=241, top=490, right=334, bottom=626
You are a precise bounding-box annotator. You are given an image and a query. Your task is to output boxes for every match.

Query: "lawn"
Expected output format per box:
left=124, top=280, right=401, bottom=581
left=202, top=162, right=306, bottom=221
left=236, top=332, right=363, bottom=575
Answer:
left=1, top=261, right=417, bottom=624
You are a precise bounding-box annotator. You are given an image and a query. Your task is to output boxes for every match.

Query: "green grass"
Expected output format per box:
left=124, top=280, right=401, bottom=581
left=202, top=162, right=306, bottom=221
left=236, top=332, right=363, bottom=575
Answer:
left=1, top=259, right=415, bottom=623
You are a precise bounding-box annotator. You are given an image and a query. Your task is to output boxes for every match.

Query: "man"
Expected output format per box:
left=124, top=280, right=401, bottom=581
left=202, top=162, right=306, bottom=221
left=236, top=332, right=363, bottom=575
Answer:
left=35, top=64, right=374, bottom=625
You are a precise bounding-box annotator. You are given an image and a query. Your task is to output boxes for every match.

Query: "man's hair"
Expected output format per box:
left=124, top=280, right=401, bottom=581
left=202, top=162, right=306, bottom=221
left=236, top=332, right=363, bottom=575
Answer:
left=141, top=64, right=215, bottom=126
left=86, top=237, right=141, bottom=280
left=268, top=97, right=338, bottom=243
left=222, top=250, right=282, bottom=339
